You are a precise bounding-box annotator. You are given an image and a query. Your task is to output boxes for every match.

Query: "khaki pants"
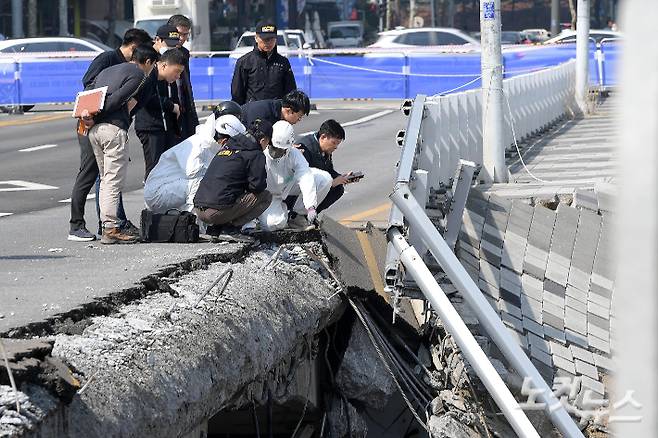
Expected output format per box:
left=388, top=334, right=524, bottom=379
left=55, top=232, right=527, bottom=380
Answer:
left=89, top=123, right=129, bottom=229
left=196, top=191, right=272, bottom=227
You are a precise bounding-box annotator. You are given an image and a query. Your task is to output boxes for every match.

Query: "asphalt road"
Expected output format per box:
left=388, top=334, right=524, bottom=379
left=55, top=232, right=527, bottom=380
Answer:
left=0, top=102, right=404, bottom=224
left=0, top=100, right=406, bottom=332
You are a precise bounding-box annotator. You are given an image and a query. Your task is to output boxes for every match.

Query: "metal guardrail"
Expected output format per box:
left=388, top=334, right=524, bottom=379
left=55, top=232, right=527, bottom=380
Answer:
left=384, top=61, right=585, bottom=437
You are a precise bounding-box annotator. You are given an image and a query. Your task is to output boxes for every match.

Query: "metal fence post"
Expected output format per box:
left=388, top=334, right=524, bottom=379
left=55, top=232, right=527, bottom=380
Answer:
left=12, top=59, right=23, bottom=114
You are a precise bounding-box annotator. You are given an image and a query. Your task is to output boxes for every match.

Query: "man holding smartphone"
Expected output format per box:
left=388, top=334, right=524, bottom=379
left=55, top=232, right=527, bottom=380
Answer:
left=292, top=119, right=360, bottom=222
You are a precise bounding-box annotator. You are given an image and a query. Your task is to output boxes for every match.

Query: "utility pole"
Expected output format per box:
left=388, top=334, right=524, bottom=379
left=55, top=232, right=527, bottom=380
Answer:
left=431, top=0, right=436, bottom=27
left=575, top=0, right=590, bottom=113
left=386, top=0, right=392, bottom=30
left=379, top=0, right=384, bottom=32
left=11, top=0, right=24, bottom=38
left=551, top=0, right=560, bottom=36
left=480, top=0, right=507, bottom=183
left=59, top=0, right=68, bottom=36
left=27, top=0, right=37, bottom=37
left=409, top=0, right=415, bottom=27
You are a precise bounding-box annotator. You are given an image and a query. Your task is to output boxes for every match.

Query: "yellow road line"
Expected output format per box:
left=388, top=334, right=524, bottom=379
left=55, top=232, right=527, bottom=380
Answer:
left=338, top=202, right=391, bottom=224
left=356, top=230, right=388, bottom=303
left=0, top=113, right=70, bottom=128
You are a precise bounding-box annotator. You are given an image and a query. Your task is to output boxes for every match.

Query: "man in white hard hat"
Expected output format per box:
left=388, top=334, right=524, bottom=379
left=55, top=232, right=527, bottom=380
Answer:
left=259, top=120, right=333, bottom=231
left=143, top=113, right=246, bottom=213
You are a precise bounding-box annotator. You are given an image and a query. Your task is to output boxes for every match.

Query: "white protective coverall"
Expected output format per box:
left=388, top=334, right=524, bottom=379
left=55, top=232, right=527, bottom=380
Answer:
left=143, top=114, right=245, bottom=213
left=259, top=121, right=332, bottom=231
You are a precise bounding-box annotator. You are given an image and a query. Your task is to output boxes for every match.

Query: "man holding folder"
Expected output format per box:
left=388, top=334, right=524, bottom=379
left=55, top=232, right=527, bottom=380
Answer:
left=81, top=45, right=159, bottom=244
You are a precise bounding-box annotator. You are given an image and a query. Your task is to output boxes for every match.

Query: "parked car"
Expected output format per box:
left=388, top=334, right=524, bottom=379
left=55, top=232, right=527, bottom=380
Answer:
left=543, top=29, right=622, bottom=45
left=230, top=30, right=292, bottom=58
left=284, top=29, right=312, bottom=49
left=80, top=19, right=132, bottom=46
left=368, top=27, right=479, bottom=48
left=501, top=31, right=528, bottom=45
left=326, top=21, right=364, bottom=48
left=0, top=37, right=111, bottom=54
left=522, top=28, right=551, bottom=42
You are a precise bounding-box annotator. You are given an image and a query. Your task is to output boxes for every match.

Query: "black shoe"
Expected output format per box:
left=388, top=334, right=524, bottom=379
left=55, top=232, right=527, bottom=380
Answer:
left=121, top=220, right=140, bottom=237
left=68, top=227, right=96, bottom=242
left=206, top=224, right=222, bottom=237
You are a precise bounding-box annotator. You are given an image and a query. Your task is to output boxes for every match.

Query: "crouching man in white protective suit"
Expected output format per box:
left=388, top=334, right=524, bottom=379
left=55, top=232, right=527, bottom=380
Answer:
left=259, top=120, right=333, bottom=231
left=143, top=114, right=246, bottom=213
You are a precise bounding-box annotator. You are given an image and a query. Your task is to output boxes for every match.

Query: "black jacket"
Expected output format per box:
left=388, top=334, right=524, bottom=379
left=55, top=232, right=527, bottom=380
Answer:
left=134, top=67, right=179, bottom=133
left=82, top=48, right=126, bottom=89
left=297, top=132, right=340, bottom=178
left=231, top=46, right=297, bottom=105
left=194, top=133, right=267, bottom=209
left=240, top=99, right=281, bottom=130
left=91, top=62, right=147, bottom=131
left=177, top=46, right=199, bottom=140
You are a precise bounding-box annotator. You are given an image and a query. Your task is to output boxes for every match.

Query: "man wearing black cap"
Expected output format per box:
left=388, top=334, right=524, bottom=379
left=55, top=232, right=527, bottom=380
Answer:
left=230, top=19, right=297, bottom=105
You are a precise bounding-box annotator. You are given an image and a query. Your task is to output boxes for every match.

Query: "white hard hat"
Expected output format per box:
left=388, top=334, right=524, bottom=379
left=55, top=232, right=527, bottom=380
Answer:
left=271, top=120, right=295, bottom=149
left=215, top=114, right=246, bottom=137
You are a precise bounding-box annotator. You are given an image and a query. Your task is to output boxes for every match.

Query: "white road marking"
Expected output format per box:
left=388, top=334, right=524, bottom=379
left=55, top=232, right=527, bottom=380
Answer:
left=59, top=193, right=95, bottom=203
left=0, top=180, right=58, bottom=192
left=0, top=213, right=13, bottom=218
left=19, top=144, right=58, bottom=152
left=341, top=110, right=393, bottom=127
left=299, top=109, right=394, bottom=136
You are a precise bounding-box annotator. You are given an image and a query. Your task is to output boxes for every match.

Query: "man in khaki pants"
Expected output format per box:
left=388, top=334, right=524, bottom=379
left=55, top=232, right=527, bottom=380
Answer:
left=83, top=45, right=161, bottom=244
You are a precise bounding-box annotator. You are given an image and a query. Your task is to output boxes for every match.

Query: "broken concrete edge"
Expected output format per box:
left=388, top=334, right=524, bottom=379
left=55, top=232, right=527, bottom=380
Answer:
left=1, top=241, right=362, bottom=437
left=1, top=244, right=253, bottom=340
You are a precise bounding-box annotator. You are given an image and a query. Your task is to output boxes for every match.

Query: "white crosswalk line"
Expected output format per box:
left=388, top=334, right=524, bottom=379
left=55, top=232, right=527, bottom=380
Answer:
left=0, top=180, right=58, bottom=192
left=19, top=144, right=58, bottom=152
left=59, top=193, right=95, bottom=203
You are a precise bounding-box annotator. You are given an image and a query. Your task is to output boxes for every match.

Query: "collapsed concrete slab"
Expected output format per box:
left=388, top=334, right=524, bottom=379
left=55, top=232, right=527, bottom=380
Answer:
left=1, top=243, right=344, bottom=437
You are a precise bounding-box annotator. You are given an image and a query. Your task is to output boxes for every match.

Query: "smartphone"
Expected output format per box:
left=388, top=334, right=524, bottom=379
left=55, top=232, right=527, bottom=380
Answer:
left=345, top=171, right=364, bottom=183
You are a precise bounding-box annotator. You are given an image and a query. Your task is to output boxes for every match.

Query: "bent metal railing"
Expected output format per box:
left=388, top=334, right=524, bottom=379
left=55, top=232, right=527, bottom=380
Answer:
left=384, top=60, right=584, bottom=438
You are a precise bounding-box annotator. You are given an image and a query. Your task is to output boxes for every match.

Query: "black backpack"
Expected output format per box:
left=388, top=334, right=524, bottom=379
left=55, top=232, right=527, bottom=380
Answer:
left=140, top=209, right=199, bottom=243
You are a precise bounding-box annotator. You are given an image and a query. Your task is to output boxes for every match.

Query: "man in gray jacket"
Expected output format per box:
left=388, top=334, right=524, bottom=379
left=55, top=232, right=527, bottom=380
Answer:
left=82, top=45, right=159, bottom=244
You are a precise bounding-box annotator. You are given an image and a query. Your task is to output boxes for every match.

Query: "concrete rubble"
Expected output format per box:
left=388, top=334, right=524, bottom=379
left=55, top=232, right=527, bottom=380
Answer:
left=1, top=242, right=345, bottom=437
left=335, top=322, right=397, bottom=410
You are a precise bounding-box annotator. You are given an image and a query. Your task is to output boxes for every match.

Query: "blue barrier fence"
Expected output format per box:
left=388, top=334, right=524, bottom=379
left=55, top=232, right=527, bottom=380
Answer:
left=0, top=44, right=619, bottom=106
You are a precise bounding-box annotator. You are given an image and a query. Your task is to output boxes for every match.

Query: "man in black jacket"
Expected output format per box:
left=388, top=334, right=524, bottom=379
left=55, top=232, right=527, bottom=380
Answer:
left=134, top=46, right=186, bottom=178
left=68, top=28, right=151, bottom=242
left=231, top=20, right=297, bottom=105
left=295, top=119, right=354, bottom=214
left=241, top=89, right=310, bottom=128
left=194, top=120, right=273, bottom=239
left=167, top=14, right=199, bottom=140
left=83, top=45, right=159, bottom=244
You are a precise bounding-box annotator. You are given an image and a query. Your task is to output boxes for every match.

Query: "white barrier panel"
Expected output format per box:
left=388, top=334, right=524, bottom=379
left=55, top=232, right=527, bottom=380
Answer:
left=414, top=60, right=576, bottom=190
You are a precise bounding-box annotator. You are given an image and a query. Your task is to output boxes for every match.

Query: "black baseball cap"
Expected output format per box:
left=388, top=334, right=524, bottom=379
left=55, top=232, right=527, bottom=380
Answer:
left=255, top=20, right=277, bottom=38
left=156, top=25, right=180, bottom=47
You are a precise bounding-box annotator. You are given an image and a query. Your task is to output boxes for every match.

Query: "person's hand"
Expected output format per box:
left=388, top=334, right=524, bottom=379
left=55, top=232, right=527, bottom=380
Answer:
left=306, top=207, right=317, bottom=224
left=333, top=172, right=352, bottom=187
left=80, top=109, right=95, bottom=128
left=172, top=103, right=181, bottom=118
left=127, top=98, right=137, bottom=113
